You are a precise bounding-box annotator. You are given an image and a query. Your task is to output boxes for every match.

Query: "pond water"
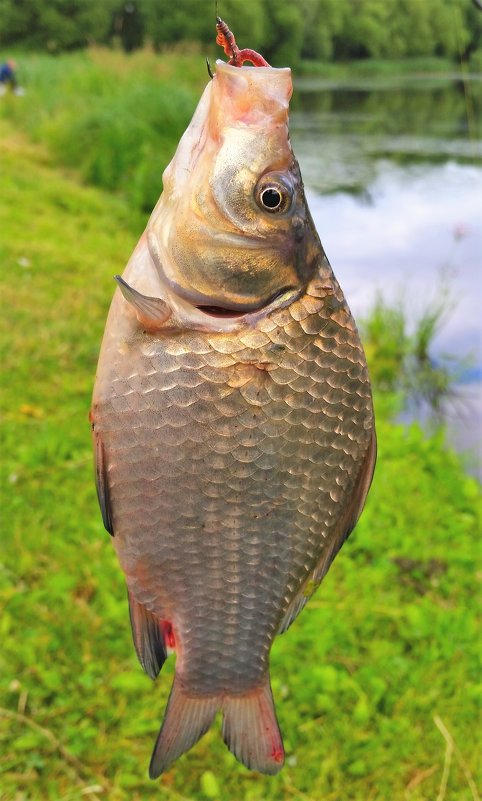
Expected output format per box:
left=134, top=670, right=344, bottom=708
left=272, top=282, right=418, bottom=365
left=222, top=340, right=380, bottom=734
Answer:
left=290, top=72, right=482, bottom=476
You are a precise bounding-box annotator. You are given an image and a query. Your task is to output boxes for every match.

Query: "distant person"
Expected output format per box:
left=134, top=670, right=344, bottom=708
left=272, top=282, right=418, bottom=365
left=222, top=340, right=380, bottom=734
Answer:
left=0, top=59, right=25, bottom=96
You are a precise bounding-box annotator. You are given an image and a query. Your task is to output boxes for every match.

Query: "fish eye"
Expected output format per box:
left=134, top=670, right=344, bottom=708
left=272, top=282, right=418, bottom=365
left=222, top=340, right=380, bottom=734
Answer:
left=261, top=187, right=283, bottom=210
left=255, top=174, right=293, bottom=215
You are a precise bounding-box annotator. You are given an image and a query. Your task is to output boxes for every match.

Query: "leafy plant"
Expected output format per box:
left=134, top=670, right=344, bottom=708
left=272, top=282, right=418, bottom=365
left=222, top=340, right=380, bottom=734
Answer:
left=362, top=288, right=468, bottom=415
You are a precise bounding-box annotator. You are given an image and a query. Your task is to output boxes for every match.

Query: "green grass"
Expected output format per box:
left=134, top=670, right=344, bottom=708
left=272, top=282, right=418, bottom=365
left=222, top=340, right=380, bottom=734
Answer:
left=1, top=105, right=481, bottom=801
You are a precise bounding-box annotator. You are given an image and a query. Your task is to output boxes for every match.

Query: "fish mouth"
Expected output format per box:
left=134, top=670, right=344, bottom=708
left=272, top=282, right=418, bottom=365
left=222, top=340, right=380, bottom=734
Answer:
left=196, top=305, right=247, bottom=318
left=196, top=288, right=294, bottom=319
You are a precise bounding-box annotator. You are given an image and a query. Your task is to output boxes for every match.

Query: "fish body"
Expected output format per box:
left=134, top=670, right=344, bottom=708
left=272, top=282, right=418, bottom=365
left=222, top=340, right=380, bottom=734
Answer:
left=91, top=60, right=375, bottom=776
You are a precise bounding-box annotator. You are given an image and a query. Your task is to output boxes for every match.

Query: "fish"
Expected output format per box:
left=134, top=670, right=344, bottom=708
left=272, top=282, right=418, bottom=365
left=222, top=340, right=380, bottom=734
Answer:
left=91, top=45, right=376, bottom=779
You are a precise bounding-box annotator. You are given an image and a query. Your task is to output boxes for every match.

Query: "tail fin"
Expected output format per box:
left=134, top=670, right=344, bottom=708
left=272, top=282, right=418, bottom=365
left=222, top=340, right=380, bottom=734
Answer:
left=149, top=675, right=217, bottom=779
left=222, top=676, right=284, bottom=775
left=149, top=673, right=284, bottom=778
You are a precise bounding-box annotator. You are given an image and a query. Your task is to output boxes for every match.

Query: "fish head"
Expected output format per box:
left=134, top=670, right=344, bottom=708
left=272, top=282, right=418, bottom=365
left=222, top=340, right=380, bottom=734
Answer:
left=148, top=61, right=322, bottom=318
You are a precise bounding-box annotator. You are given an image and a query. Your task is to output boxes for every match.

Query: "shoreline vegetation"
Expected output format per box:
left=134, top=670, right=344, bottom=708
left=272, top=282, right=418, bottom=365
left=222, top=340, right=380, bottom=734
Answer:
left=1, top=48, right=480, bottom=216
left=299, top=54, right=470, bottom=77
left=1, top=42, right=481, bottom=801
left=1, top=0, right=481, bottom=66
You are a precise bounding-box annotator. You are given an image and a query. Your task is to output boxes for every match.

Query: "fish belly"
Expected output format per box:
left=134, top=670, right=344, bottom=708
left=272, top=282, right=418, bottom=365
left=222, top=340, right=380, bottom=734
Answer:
left=93, top=279, right=373, bottom=696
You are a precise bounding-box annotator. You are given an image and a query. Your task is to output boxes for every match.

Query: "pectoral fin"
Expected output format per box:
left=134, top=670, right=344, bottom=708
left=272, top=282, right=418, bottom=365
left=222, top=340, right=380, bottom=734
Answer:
left=115, top=275, right=171, bottom=331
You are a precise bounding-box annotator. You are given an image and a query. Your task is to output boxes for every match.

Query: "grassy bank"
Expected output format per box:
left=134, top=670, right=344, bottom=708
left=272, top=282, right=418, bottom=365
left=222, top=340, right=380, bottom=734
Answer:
left=1, top=112, right=481, bottom=801
left=0, top=48, right=207, bottom=214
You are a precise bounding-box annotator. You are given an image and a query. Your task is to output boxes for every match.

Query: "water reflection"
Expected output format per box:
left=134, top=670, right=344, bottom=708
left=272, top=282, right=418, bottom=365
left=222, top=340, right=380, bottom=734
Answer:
left=291, top=74, right=482, bottom=194
left=291, top=73, right=482, bottom=474
left=305, top=162, right=482, bottom=363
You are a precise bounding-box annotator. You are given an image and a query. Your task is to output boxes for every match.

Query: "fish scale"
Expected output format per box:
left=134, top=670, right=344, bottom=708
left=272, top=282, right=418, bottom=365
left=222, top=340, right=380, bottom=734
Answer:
left=94, top=276, right=373, bottom=685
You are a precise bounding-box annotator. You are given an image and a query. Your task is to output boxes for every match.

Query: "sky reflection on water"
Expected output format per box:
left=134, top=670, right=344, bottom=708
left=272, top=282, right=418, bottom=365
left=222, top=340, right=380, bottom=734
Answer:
left=305, top=162, right=482, bottom=367
left=304, top=163, right=482, bottom=475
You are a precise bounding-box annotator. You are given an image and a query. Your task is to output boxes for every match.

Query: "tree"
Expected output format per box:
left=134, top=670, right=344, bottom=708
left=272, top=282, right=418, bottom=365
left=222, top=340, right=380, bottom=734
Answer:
left=0, top=0, right=117, bottom=50
left=299, top=0, right=346, bottom=61
left=1, top=0, right=480, bottom=62
left=261, top=0, right=304, bottom=66
left=142, top=0, right=266, bottom=56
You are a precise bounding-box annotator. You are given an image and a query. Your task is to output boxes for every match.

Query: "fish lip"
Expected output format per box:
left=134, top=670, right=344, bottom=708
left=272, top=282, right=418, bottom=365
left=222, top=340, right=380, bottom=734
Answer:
left=214, top=59, right=291, bottom=77
left=195, top=305, right=253, bottom=318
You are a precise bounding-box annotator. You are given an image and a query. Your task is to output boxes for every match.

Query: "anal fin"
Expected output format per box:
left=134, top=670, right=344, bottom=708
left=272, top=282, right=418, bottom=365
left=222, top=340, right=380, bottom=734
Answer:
left=128, top=592, right=168, bottom=680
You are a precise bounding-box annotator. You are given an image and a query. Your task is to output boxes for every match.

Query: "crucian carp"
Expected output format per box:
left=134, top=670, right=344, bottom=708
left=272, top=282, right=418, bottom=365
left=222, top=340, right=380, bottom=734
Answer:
left=91, top=18, right=376, bottom=778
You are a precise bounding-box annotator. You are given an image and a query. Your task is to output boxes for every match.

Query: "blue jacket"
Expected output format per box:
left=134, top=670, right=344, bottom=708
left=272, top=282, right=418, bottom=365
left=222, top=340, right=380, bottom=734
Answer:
left=0, top=63, right=15, bottom=82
